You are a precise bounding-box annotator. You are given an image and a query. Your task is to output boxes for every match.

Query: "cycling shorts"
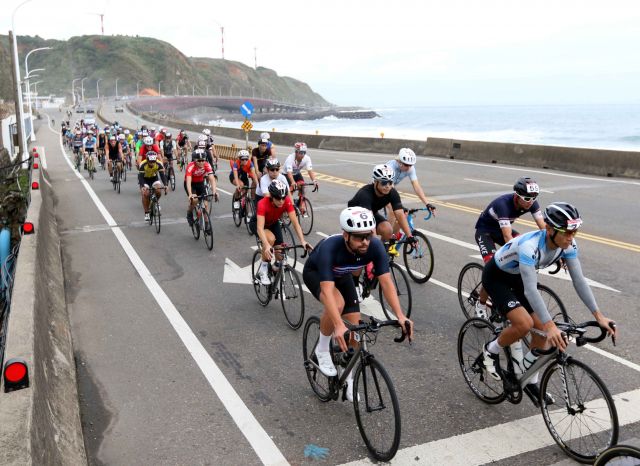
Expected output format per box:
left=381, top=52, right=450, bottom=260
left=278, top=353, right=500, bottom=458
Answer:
left=229, top=170, right=249, bottom=186
left=183, top=181, right=205, bottom=197
left=302, top=269, right=360, bottom=315
left=475, top=229, right=520, bottom=263
left=249, top=217, right=283, bottom=244
left=481, top=257, right=533, bottom=317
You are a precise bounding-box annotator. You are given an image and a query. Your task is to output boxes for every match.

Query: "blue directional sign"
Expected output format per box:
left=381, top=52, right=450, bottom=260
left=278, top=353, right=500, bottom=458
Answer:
left=240, top=101, right=254, bottom=118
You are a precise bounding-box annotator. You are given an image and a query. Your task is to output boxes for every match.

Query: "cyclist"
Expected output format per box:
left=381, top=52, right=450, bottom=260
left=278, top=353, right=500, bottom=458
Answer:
left=202, top=128, right=219, bottom=166
left=155, top=127, right=167, bottom=145
left=176, top=129, right=191, bottom=163
left=82, top=131, right=98, bottom=172
left=284, top=142, right=318, bottom=211
left=229, top=149, right=258, bottom=209
left=137, top=152, right=167, bottom=222
left=138, top=135, right=163, bottom=167
left=302, top=208, right=414, bottom=401
left=254, top=158, right=290, bottom=205
left=347, top=164, right=416, bottom=243
left=260, top=131, right=275, bottom=156
left=252, top=137, right=273, bottom=176
left=72, top=129, right=84, bottom=162
left=135, top=130, right=149, bottom=158
left=106, top=135, right=124, bottom=181
left=473, top=177, right=546, bottom=319
left=120, top=132, right=132, bottom=169
left=185, top=149, right=218, bottom=226
left=97, top=130, right=107, bottom=164
left=481, top=202, right=617, bottom=403
left=253, top=179, right=310, bottom=285
left=162, top=132, right=176, bottom=169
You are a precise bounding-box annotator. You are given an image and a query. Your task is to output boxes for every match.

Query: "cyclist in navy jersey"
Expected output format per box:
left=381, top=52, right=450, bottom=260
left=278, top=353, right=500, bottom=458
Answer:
left=473, top=177, right=547, bottom=318
left=302, top=207, right=414, bottom=401
left=481, top=202, right=617, bottom=403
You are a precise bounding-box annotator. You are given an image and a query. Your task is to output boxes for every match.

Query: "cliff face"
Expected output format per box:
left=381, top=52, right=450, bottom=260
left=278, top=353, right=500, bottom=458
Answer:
left=0, top=34, right=332, bottom=107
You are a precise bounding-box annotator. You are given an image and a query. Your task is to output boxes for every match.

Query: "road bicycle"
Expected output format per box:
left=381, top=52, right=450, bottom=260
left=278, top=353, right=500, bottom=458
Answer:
left=282, top=182, right=318, bottom=236
left=73, top=148, right=82, bottom=171
left=458, top=317, right=618, bottom=463
left=457, top=261, right=569, bottom=323
left=190, top=193, right=216, bottom=250
left=231, top=186, right=255, bottom=235
left=251, top=244, right=308, bottom=329
left=303, top=316, right=411, bottom=461
left=165, top=159, right=176, bottom=191
left=148, top=191, right=162, bottom=234
left=594, top=444, right=640, bottom=465
left=177, top=146, right=188, bottom=171
left=358, top=254, right=412, bottom=320
left=85, top=151, right=96, bottom=180
left=111, top=160, right=122, bottom=194
left=387, top=208, right=435, bottom=283
left=204, top=179, right=215, bottom=214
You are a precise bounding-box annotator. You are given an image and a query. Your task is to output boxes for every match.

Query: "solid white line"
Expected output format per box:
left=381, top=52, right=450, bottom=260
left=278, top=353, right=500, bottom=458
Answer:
left=336, top=158, right=377, bottom=166
left=57, top=138, right=289, bottom=466
left=418, top=228, right=478, bottom=251
left=217, top=187, right=233, bottom=196
left=464, top=178, right=554, bottom=193
left=316, top=231, right=330, bottom=238
left=584, top=344, right=640, bottom=373
left=341, top=388, right=640, bottom=465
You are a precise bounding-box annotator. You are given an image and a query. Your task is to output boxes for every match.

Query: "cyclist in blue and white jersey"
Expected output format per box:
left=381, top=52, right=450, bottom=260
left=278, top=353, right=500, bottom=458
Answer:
left=481, top=202, right=617, bottom=402
left=82, top=131, right=98, bottom=172
left=473, top=177, right=547, bottom=318
left=302, top=208, right=414, bottom=401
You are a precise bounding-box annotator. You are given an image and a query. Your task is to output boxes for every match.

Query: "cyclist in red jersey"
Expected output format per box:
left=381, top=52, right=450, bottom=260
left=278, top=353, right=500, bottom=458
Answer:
left=185, top=149, right=218, bottom=226
left=229, top=149, right=259, bottom=206
left=138, top=136, right=163, bottom=167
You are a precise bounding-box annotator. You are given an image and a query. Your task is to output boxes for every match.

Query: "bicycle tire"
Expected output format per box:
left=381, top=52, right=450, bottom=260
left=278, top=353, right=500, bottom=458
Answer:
left=298, top=198, right=314, bottom=236
left=205, top=182, right=213, bottom=214
left=191, top=208, right=201, bottom=240
left=280, top=266, right=305, bottom=330
left=537, top=284, right=569, bottom=324
left=169, top=166, right=176, bottom=191
left=540, top=357, right=619, bottom=463
left=232, top=196, right=242, bottom=227
left=281, top=224, right=298, bottom=269
left=353, top=357, right=401, bottom=462
left=116, top=173, right=120, bottom=194
left=594, top=444, right=640, bottom=466
left=88, top=158, right=94, bottom=179
left=302, top=316, right=332, bottom=402
left=122, top=164, right=127, bottom=182
left=379, top=262, right=412, bottom=320
left=202, top=209, right=213, bottom=250
left=251, top=250, right=272, bottom=306
left=457, top=317, right=506, bottom=404
left=244, top=197, right=255, bottom=235
left=153, top=200, right=161, bottom=234
left=402, top=230, right=434, bottom=283
left=457, top=262, right=484, bottom=319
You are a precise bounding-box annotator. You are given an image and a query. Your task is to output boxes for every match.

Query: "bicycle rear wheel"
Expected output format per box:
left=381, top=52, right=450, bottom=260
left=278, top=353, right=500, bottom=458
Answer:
left=594, top=444, right=640, bottom=466
left=153, top=201, right=161, bottom=234
left=353, top=357, right=401, bottom=462
left=232, top=196, right=242, bottom=227
left=457, top=318, right=506, bottom=404
left=302, top=316, right=332, bottom=402
left=402, top=230, right=434, bottom=283
left=457, top=262, right=484, bottom=319
left=202, top=209, right=213, bottom=250
left=279, top=266, right=305, bottom=330
left=281, top=225, right=297, bottom=269
left=169, top=166, right=176, bottom=191
left=251, top=250, right=272, bottom=306
left=540, top=357, right=618, bottom=463
left=379, top=262, right=412, bottom=320
left=298, top=198, right=314, bottom=236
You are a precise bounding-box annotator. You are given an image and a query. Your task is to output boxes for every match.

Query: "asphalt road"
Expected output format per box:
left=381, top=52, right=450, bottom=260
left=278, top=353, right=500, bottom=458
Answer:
left=38, top=105, right=640, bottom=466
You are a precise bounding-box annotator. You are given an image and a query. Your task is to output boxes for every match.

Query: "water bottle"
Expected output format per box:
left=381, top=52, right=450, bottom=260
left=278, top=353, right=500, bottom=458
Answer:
left=523, top=349, right=539, bottom=372
left=510, top=340, right=525, bottom=374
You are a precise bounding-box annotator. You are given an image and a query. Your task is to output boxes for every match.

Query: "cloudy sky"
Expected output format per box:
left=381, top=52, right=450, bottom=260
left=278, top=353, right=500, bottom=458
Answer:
left=4, top=0, right=640, bottom=107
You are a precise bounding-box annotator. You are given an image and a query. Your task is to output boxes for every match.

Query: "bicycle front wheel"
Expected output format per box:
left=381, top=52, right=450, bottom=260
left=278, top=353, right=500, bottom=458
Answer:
left=202, top=209, right=213, bottom=250
left=402, top=230, right=434, bottom=283
left=594, top=444, right=640, bottom=466
left=251, top=250, right=271, bottom=306
left=457, top=262, right=484, bottom=319
left=153, top=201, right=161, bottom=234
left=191, top=209, right=201, bottom=240
left=169, top=167, right=176, bottom=191
left=302, top=316, right=332, bottom=402
left=540, top=357, right=619, bottom=463
left=279, top=266, right=305, bottom=330
left=457, top=317, right=506, bottom=404
left=379, top=262, right=412, bottom=320
left=298, top=198, right=314, bottom=236
left=281, top=225, right=298, bottom=269
left=232, top=196, right=242, bottom=227
left=537, top=284, right=569, bottom=324
left=353, top=357, right=401, bottom=462
left=244, top=198, right=255, bottom=235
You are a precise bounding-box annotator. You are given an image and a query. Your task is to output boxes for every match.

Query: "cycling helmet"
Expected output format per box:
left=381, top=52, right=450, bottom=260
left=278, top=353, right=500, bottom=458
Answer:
left=258, top=138, right=269, bottom=145
left=265, top=158, right=280, bottom=170
left=294, top=142, right=307, bottom=153
left=150, top=127, right=156, bottom=131
left=339, top=207, right=376, bottom=233
left=105, top=128, right=111, bottom=133
left=268, top=179, right=288, bottom=199
left=397, top=148, right=417, bottom=166
left=108, top=135, right=116, bottom=141
left=197, top=140, right=207, bottom=148
left=238, top=149, right=250, bottom=160
left=544, top=202, right=582, bottom=231
left=117, top=134, right=125, bottom=140
left=143, top=136, right=153, bottom=145
left=514, top=176, right=540, bottom=197
left=192, top=149, right=206, bottom=161
left=146, top=151, right=158, bottom=162
left=161, top=128, right=167, bottom=134
left=141, top=130, right=149, bottom=137
left=99, top=130, right=105, bottom=135
left=260, top=132, right=271, bottom=140
left=202, top=128, right=211, bottom=136
left=165, top=132, right=172, bottom=138
left=372, top=164, right=395, bottom=182
left=124, top=129, right=130, bottom=135
left=198, top=134, right=207, bottom=142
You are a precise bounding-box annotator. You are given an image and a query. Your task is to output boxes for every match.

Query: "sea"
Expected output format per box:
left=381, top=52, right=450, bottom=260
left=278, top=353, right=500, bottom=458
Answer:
left=210, top=104, right=640, bottom=151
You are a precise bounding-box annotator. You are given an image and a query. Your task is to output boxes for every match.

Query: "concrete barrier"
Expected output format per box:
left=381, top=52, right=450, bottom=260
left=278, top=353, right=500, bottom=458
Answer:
left=128, top=106, right=640, bottom=179
left=0, top=164, right=87, bottom=465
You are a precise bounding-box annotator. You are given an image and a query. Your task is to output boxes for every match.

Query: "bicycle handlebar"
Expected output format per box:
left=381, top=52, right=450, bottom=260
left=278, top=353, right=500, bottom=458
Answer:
left=407, top=207, right=434, bottom=221
left=273, top=243, right=312, bottom=258
left=531, top=321, right=614, bottom=356
left=342, top=316, right=410, bottom=344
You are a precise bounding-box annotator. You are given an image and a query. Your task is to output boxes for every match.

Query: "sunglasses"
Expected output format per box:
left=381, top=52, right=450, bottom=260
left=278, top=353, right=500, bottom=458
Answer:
left=267, top=167, right=280, bottom=171
left=351, top=233, right=373, bottom=242
left=517, top=193, right=537, bottom=202
left=195, top=160, right=205, bottom=163
left=379, top=180, right=394, bottom=187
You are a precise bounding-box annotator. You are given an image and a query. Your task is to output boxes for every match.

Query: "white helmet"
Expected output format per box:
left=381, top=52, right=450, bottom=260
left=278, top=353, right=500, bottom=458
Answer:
left=294, top=142, right=307, bottom=153
left=340, top=207, right=376, bottom=233
left=198, top=134, right=207, bottom=142
left=372, top=164, right=395, bottom=182
left=397, top=148, right=417, bottom=166
left=124, top=129, right=130, bottom=135
left=143, top=136, right=153, bottom=145
left=117, top=134, right=125, bottom=140
left=202, top=128, right=211, bottom=136
left=238, top=149, right=250, bottom=160
left=260, top=132, right=271, bottom=140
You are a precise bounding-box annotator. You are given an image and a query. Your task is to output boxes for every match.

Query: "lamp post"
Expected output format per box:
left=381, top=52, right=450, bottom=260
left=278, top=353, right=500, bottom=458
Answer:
left=11, top=0, right=34, bottom=163
left=72, top=78, right=81, bottom=106
left=96, top=78, right=102, bottom=99
left=81, top=77, right=88, bottom=102
left=158, top=81, right=163, bottom=95
left=25, top=46, right=51, bottom=142
left=136, top=80, right=142, bottom=98
left=115, top=77, right=119, bottom=99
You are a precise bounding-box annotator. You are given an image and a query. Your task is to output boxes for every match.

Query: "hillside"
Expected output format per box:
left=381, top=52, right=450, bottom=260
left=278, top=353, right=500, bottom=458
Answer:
left=0, top=34, right=332, bottom=107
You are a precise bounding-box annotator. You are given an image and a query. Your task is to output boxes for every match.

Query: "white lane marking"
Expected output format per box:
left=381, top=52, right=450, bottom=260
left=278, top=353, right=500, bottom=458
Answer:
left=464, top=178, right=554, bottom=193
left=316, top=232, right=329, bottom=238
left=336, top=158, right=377, bottom=166
left=583, top=344, right=640, bottom=373
left=341, top=388, right=640, bottom=466
left=57, top=138, right=289, bottom=466
left=217, top=187, right=233, bottom=196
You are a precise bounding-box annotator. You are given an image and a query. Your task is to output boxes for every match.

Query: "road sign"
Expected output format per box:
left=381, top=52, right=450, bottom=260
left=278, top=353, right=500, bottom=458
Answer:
left=241, top=119, right=253, bottom=132
left=240, top=101, right=254, bottom=118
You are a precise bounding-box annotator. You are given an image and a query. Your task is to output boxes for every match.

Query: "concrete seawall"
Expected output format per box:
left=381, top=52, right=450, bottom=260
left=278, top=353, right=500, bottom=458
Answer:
left=128, top=105, right=640, bottom=179
left=0, top=163, right=87, bottom=465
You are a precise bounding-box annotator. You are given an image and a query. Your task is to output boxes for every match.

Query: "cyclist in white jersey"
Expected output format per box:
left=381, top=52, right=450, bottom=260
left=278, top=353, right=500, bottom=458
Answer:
left=481, top=202, right=617, bottom=401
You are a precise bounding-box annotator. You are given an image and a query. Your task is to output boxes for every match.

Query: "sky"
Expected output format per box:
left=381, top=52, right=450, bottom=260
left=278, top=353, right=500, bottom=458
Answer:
left=3, top=0, right=640, bottom=107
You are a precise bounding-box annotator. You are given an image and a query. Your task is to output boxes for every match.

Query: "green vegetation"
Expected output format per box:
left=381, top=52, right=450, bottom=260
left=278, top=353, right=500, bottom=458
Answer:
left=0, top=34, right=331, bottom=107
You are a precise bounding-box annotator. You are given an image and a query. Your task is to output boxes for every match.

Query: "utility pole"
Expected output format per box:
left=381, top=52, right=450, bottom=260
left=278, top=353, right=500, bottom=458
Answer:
left=9, top=31, right=25, bottom=162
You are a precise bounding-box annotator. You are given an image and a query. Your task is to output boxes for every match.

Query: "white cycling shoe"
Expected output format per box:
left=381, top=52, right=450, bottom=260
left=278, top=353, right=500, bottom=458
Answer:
left=314, top=349, right=337, bottom=377
left=345, top=376, right=361, bottom=402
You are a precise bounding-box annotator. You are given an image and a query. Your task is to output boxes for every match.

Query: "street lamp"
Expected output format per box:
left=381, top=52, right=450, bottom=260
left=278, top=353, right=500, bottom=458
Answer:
left=24, top=46, right=51, bottom=142
left=81, top=77, right=88, bottom=102
left=96, top=78, right=102, bottom=99
left=158, top=81, right=163, bottom=95
left=136, top=80, right=142, bottom=98
left=11, top=0, right=34, bottom=163
left=72, top=78, right=81, bottom=106
left=115, top=77, right=119, bottom=99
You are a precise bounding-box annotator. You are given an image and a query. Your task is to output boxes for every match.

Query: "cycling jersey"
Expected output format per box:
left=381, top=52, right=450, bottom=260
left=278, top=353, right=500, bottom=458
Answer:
left=83, top=136, right=97, bottom=149
left=304, top=234, right=389, bottom=281
left=256, top=196, right=294, bottom=227
left=284, top=153, right=312, bottom=175
left=475, top=193, right=542, bottom=233
left=252, top=147, right=272, bottom=172
left=72, top=135, right=83, bottom=148
left=139, top=143, right=161, bottom=161
left=97, top=134, right=107, bottom=148
left=230, top=159, right=253, bottom=174
left=185, top=161, right=213, bottom=183
left=348, top=184, right=403, bottom=218
left=107, top=142, right=121, bottom=160
left=163, top=139, right=175, bottom=159
left=177, top=134, right=189, bottom=147
left=256, top=173, right=288, bottom=197
left=138, top=159, right=164, bottom=179
left=385, top=159, right=417, bottom=185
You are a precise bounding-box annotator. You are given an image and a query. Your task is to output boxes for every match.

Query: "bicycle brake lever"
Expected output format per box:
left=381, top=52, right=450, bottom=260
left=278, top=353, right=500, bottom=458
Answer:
left=610, top=322, right=617, bottom=346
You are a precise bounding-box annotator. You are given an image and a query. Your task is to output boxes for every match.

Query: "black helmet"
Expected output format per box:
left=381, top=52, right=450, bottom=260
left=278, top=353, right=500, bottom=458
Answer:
left=192, top=149, right=207, bottom=161
left=513, top=176, right=539, bottom=198
left=268, top=180, right=288, bottom=200
left=265, top=158, right=280, bottom=170
left=544, top=202, right=582, bottom=231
